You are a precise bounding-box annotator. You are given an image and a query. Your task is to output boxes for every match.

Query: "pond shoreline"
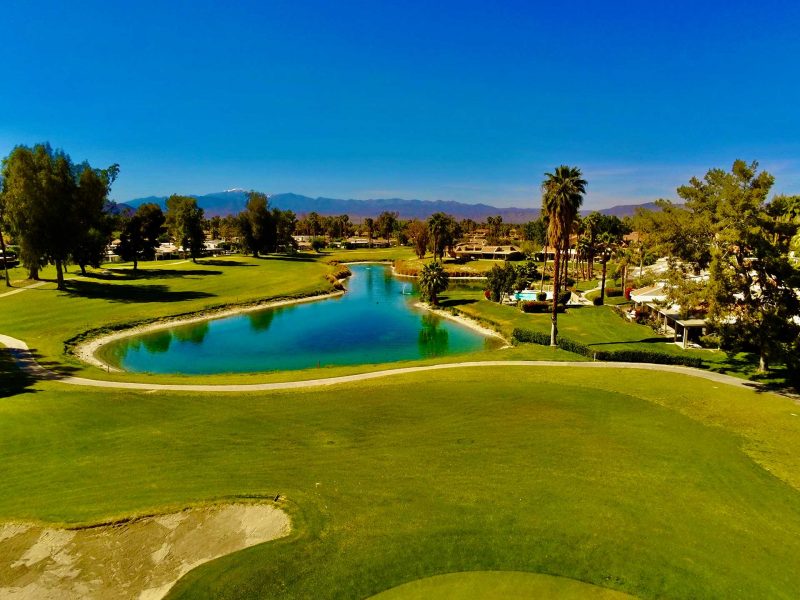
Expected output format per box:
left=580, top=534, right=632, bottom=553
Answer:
left=75, top=263, right=505, bottom=375
left=75, top=291, right=345, bottom=372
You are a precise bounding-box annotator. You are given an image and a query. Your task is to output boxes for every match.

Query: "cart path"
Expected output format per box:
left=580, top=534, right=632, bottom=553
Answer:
left=0, top=333, right=763, bottom=393
left=0, top=281, right=48, bottom=298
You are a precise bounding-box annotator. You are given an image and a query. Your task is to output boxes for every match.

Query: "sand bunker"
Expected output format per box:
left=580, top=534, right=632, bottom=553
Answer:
left=0, top=503, right=289, bottom=599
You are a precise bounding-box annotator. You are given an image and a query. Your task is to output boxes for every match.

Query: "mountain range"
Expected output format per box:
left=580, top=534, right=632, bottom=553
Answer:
left=122, top=190, right=661, bottom=222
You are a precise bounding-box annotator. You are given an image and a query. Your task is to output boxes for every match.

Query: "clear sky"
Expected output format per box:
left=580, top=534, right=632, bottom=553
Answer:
left=1, top=0, right=798, bottom=209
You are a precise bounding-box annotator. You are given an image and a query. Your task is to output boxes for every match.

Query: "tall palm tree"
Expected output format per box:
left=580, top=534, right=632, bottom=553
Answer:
left=418, top=261, right=449, bottom=306
left=541, top=165, right=587, bottom=346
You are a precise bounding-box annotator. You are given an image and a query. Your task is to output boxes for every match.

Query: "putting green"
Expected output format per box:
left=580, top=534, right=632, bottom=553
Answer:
left=370, top=571, right=635, bottom=599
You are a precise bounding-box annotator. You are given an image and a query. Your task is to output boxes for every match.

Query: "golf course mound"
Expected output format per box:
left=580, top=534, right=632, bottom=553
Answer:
left=370, top=571, right=636, bottom=599
left=0, top=503, right=289, bottom=599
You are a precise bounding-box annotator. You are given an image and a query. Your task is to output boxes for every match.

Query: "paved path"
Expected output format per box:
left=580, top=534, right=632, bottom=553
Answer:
left=0, top=281, right=48, bottom=299
left=0, top=333, right=760, bottom=394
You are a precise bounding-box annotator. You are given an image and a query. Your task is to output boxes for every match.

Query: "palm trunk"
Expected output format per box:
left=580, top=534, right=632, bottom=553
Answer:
left=550, top=244, right=561, bottom=346
left=621, top=264, right=627, bottom=297
left=55, top=258, right=65, bottom=290
left=540, top=245, right=548, bottom=292
left=0, top=227, right=9, bottom=287
left=600, top=255, right=608, bottom=305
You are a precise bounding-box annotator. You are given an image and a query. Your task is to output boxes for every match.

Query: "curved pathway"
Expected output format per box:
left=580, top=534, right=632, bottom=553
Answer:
left=0, top=333, right=760, bottom=393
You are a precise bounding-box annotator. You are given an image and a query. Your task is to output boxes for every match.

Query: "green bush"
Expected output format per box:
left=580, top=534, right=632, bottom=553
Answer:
left=592, top=296, right=604, bottom=306
left=511, top=328, right=550, bottom=345
left=519, top=301, right=563, bottom=314
left=558, top=290, right=572, bottom=305
left=594, top=349, right=703, bottom=368
left=605, top=287, right=623, bottom=297
left=557, top=337, right=591, bottom=356
left=536, top=291, right=547, bottom=301
left=510, top=328, right=704, bottom=368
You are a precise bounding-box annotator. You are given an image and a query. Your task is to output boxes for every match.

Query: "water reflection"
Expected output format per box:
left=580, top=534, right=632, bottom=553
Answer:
left=418, top=313, right=450, bottom=357
left=248, top=308, right=276, bottom=332
left=140, top=330, right=172, bottom=354
left=174, top=321, right=209, bottom=345
left=110, top=264, right=499, bottom=374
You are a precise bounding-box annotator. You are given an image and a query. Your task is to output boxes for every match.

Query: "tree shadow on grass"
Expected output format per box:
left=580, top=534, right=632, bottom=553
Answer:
left=587, top=337, right=675, bottom=347
left=64, top=281, right=215, bottom=304
left=439, top=298, right=477, bottom=308
left=0, top=351, right=36, bottom=398
left=254, top=253, right=319, bottom=263
left=200, top=259, right=257, bottom=268
left=82, top=269, right=223, bottom=281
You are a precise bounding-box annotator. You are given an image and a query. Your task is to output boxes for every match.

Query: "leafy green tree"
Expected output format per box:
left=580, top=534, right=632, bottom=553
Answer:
left=486, top=215, right=503, bottom=242
left=117, top=203, right=165, bottom=270
left=363, top=217, right=375, bottom=247
left=272, top=208, right=297, bottom=253
left=166, top=195, right=205, bottom=262
left=427, top=212, right=460, bottom=259
left=71, top=163, right=119, bottom=275
left=237, top=191, right=272, bottom=257
left=376, top=211, right=399, bottom=245
left=541, top=165, right=586, bottom=346
left=418, top=261, right=449, bottom=306
left=406, top=219, right=429, bottom=258
left=1, top=143, right=116, bottom=288
left=0, top=190, right=10, bottom=286
left=485, top=262, right=517, bottom=302
left=675, top=161, right=800, bottom=372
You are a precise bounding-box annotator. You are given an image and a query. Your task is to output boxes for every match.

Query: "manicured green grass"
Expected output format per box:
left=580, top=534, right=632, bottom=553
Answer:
left=1, top=368, right=800, bottom=599
left=441, top=288, right=792, bottom=384
left=370, top=571, right=634, bottom=599
left=0, top=252, right=580, bottom=383
left=0, top=255, right=337, bottom=377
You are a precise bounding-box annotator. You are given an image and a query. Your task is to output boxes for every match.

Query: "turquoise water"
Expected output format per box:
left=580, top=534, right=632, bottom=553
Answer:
left=106, top=264, right=500, bottom=374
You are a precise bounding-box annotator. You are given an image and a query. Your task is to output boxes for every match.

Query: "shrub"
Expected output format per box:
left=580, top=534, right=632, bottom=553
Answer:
left=605, top=287, right=623, bottom=297
left=594, top=349, right=703, bottom=368
left=699, top=334, right=721, bottom=349
left=512, top=328, right=550, bottom=345
left=557, top=337, right=591, bottom=356
left=558, top=290, right=572, bottom=305
left=511, top=328, right=705, bottom=368
left=520, top=300, right=563, bottom=313
left=592, top=296, right=604, bottom=306
left=311, top=237, right=327, bottom=252
left=536, top=291, right=547, bottom=301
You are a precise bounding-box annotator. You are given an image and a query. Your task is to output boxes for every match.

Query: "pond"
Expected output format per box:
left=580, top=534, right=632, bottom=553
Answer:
left=103, top=264, right=501, bottom=374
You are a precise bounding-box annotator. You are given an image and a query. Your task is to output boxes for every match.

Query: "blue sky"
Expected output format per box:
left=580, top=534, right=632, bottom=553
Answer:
left=1, top=0, right=798, bottom=209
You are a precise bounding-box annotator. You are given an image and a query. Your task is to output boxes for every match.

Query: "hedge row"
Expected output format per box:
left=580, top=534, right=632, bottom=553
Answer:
left=519, top=300, right=564, bottom=314
left=511, top=327, right=704, bottom=368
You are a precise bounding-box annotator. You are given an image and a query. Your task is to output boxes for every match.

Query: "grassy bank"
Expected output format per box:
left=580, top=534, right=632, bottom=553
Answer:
left=1, top=368, right=799, bottom=598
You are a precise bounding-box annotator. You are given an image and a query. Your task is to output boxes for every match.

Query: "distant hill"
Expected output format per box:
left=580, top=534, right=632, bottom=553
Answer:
left=596, top=201, right=668, bottom=218
left=122, top=190, right=664, bottom=222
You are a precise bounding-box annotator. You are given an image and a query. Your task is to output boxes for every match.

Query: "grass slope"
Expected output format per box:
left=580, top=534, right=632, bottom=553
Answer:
left=0, top=255, right=336, bottom=377
left=442, top=288, right=794, bottom=385
left=370, top=571, right=635, bottom=599
left=1, top=368, right=800, bottom=599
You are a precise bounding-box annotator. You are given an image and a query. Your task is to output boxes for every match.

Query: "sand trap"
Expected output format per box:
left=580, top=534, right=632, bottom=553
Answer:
left=0, top=503, right=290, bottom=600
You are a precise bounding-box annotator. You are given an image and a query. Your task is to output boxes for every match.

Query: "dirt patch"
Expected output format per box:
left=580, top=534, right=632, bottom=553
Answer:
left=0, top=503, right=290, bottom=599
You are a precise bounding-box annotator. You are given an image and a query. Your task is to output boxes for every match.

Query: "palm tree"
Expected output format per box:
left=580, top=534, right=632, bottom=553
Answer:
left=418, top=261, right=449, bottom=306
left=541, top=165, right=587, bottom=346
